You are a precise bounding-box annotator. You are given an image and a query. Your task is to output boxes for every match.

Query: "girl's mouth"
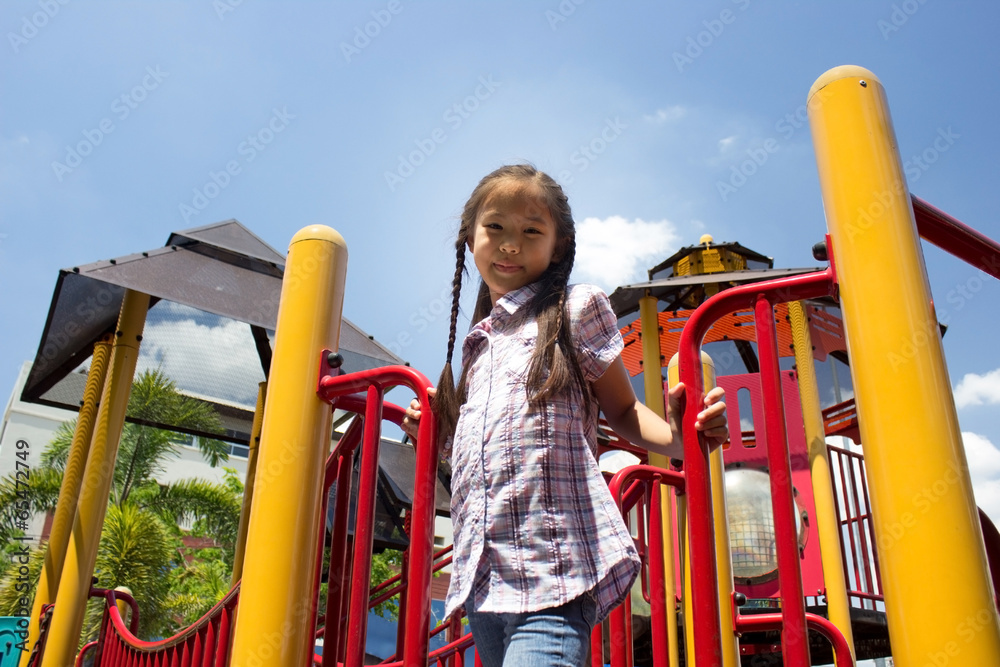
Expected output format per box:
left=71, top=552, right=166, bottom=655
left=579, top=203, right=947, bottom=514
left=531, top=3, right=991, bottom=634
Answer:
left=494, top=263, right=521, bottom=273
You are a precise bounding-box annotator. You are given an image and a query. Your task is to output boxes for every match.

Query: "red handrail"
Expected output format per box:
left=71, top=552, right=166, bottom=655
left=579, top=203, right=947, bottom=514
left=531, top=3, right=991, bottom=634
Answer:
left=677, top=266, right=838, bottom=666
left=87, top=585, right=239, bottom=666
left=607, top=465, right=686, bottom=667
left=912, top=195, right=1000, bottom=280
left=317, top=363, right=439, bottom=667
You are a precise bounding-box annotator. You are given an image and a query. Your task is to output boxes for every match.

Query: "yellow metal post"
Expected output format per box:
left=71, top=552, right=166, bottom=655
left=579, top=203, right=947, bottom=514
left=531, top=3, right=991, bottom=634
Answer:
left=809, top=65, right=1000, bottom=665
left=21, top=335, right=112, bottom=667
left=669, top=354, right=739, bottom=667
left=788, top=301, right=856, bottom=662
left=638, top=295, right=681, bottom=667
left=228, top=226, right=347, bottom=667
left=40, top=290, right=149, bottom=667
left=231, top=380, right=266, bottom=587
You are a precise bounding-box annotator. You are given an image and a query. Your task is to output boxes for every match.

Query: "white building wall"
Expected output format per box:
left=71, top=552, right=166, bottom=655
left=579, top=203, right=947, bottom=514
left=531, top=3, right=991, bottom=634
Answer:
left=0, top=361, right=248, bottom=542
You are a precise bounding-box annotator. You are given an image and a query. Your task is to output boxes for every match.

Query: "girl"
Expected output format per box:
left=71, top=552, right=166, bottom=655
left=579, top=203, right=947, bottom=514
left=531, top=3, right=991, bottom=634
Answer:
left=402, top=164, right=727, bottom=667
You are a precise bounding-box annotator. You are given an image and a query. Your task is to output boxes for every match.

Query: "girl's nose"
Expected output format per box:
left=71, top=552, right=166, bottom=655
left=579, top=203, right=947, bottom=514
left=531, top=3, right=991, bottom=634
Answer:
left=500, top=237, right=519, bottom=253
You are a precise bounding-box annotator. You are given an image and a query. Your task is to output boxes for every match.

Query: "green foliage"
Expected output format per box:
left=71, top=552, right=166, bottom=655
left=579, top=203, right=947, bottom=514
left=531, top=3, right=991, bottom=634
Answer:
left=0, top=368, right=240, bottom=642
left=370, top=549, right=404, bottom=620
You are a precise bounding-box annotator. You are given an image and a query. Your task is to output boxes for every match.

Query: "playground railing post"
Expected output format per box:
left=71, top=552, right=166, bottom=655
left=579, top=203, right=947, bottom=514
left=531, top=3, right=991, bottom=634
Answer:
left=40, top=289, right=149, bottom=667
left=228, top=225, right=347, bottom=667
left=21, top=334, right=112, bottom=667
left=809, top=65, right=1000, bottom=665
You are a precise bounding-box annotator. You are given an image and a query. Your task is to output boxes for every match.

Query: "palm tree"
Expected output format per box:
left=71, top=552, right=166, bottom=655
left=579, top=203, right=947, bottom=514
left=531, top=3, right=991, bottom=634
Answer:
left=0, top=368, right=241, bottom=642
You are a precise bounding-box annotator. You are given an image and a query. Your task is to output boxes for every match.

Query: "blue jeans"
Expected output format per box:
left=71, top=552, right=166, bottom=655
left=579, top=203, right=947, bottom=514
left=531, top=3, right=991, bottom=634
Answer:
left=466, top=593, right=598, bottom=667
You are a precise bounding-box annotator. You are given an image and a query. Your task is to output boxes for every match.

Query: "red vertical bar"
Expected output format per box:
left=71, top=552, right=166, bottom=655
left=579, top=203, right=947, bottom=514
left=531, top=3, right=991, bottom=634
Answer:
left=213, top=608, right=230, bottom=666
left=324, top=421, right=361, bottom=667
left=191, top=633, right=202, bottom=667
left=854, top=455, right=881, bottom=599
left=846, top=454, right=874, bottom=600
left=609, top=602, right=627, bottom=667
left=677, top=345, right=722, bottom=667
left=402, top=384, right=441, bottom=667
left=201, top=622, right=215, bottom=667
left=836, top=449, right=862, bottom=603
left=323, top=450, right=355, bottom=667
left=827, top=449, right=856, bottom=606
left=591, top=624, right=603, bottom=667
left=395, top=511, right=412, bottom=662
left=346, top=385, right=385, bottom=667
left=648, top=477, right=668, bottom=667
left=754, top=296, right=811, bottom=664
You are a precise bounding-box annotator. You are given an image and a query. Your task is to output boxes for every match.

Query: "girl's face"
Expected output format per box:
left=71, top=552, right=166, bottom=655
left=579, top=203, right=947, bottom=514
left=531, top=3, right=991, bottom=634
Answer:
left=468, top=181, right=560, bottom=306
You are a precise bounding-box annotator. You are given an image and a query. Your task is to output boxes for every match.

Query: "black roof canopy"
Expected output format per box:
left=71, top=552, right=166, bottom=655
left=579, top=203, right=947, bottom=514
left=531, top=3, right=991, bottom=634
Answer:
left=23, top=220, right=403, bottom=439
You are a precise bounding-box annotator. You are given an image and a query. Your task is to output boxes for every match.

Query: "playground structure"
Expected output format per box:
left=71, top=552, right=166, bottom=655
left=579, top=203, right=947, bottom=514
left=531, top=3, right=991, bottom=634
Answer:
left=16, top=65, right=1000, bottom=666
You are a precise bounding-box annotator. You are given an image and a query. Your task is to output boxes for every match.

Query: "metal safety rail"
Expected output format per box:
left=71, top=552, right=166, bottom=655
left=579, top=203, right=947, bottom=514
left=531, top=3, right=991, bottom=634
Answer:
left=316, top=361, right=443, bottom=667
left=79, top=586, right=239, bottom=667
left=676, top=263, right=844, bottom=666
left=607, top=465, right=685, bottom=667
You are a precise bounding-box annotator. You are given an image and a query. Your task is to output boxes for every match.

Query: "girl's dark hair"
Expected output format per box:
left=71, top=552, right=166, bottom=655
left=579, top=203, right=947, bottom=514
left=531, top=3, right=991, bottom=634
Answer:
left=433, top=164, right=591, bottom=450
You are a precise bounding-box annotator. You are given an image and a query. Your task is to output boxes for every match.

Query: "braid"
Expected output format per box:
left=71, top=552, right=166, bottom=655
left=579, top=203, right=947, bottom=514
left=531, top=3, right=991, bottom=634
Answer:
left=433, top=234, right=469, bottom=452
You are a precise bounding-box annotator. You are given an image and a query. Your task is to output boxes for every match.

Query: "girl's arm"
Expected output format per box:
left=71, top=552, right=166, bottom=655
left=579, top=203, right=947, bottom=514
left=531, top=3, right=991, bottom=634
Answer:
left=591, top=355, right=728, bottom=460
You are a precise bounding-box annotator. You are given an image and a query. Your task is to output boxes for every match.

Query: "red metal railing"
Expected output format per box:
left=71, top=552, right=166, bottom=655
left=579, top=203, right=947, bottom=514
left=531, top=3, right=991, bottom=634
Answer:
left=316, top=362, right=440, bottom=667
left=82, top=586, right=239, bottom=667
left=676, top=264, right=840, bottom=667
left=826, top=441, right=883, bottom=610
left=912, top=195, right=1000, bottom=279
left=607, top=465, right=686, bottom=667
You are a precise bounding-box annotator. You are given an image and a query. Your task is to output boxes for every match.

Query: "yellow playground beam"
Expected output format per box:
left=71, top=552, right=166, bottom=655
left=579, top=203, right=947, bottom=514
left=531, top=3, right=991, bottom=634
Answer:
left=22, top=334, right=112, bottom=667
left=41, top=290, right=149, bottom=667
left=810, top=65, right=1000, bottom=666
left=788, top=301, right=856, bottom=663
left=231, top=380, right=266, bottom=587
left=228, top=226, right=348, bottom=667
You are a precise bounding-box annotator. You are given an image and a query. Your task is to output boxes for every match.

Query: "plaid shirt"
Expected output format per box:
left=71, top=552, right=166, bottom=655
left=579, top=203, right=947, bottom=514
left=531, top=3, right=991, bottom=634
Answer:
left=444, top=282, right=641, bottom=623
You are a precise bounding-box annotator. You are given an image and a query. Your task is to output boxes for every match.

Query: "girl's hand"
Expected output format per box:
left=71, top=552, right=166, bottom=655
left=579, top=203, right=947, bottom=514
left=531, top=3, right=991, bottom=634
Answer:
left=667, top=383, right=729, bottom=450
left=401, top=387, right=436, bottom=441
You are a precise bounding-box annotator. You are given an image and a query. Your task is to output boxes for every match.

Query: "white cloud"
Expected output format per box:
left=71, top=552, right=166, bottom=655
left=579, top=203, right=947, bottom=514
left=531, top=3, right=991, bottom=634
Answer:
left=137, top=311, right=264, bottom=408
left=717, top=135, right=737, bottom=152
left=954, top=368, right=1000, bottom=408
left=643, top=106, right=685, bottom=124
left=573, top=216, right=681, bottom=291
left=963, top=431, right=1000, bottom=528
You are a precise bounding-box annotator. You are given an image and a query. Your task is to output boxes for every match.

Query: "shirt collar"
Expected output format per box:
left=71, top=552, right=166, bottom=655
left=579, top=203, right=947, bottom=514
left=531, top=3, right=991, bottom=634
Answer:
left=493, top=281, right=542, bottom=317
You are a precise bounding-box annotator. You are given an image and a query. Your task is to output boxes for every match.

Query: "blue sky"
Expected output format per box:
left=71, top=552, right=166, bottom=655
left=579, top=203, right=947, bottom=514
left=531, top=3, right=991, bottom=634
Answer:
left=2, top=0, right=999, bottom=655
